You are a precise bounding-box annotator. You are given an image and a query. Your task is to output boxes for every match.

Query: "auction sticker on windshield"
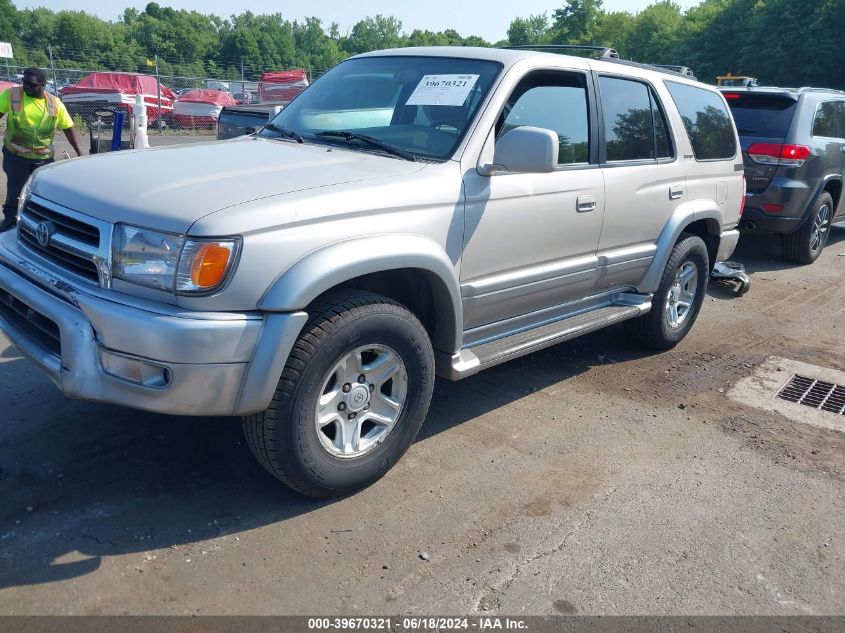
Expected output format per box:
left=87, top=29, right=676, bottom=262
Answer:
left=406, top=74, right=480, bottom=107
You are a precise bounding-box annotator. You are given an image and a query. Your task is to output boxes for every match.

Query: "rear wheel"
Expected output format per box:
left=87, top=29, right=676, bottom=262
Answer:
left=783, top=192, right=833, bottom=264
left=626, top=233, right=709, bottom=350
left=242, top=291, right=434, bottom=498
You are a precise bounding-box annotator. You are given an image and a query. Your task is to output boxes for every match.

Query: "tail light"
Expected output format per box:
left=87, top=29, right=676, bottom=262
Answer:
left=747, top=143, right=810, bottom=167
left=739, top=176, right=746, bottom=216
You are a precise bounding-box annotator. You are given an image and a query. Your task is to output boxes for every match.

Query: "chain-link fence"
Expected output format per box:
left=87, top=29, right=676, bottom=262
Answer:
left=1, top=62, right=319, bottom=139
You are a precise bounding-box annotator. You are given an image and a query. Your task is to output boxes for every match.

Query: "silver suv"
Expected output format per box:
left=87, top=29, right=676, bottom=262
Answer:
left=0, top=47, right=743, bottom=497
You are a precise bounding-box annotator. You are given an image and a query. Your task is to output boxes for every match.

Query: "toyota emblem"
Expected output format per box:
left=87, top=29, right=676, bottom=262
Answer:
left=35, top=221, right=54, bottom=248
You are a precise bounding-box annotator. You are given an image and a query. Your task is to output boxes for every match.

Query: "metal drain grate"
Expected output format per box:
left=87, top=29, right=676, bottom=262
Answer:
left=777, top=374, right=845, bottom=415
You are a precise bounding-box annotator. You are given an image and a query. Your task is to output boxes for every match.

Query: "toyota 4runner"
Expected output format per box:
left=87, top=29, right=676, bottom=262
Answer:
left=0, top=47, right=743, bottom=497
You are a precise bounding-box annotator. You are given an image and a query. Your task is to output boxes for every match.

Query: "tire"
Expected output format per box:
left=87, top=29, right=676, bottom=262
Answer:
left=626, top=233, right=709, bottom=351
left=242, top=291, right=435, bottom=498
left=783, top=192, right=834, bottom=265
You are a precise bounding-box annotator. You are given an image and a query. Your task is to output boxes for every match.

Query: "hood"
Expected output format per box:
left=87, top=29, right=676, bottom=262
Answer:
left=31, top=138, right=425, bottom=234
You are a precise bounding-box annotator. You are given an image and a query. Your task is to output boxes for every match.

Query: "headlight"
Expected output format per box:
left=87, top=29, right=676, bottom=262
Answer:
left=112, top=223, right=239, bottom=294
left=18, top=176, right=32, bottom=213
left=112, top=224, right=184, bottom=291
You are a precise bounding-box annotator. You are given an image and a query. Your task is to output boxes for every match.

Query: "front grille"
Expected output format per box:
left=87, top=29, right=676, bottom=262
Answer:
left=25, top=199, right=100, bottom=246
left=18, top=198, right=103, bottom=283
left=0, top=287, right=61, bottom=357
left=777, top=374, right=845, bottom=416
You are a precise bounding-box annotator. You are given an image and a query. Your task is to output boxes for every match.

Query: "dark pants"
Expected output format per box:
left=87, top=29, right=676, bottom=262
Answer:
left=2, top=146, right=54, bottom=221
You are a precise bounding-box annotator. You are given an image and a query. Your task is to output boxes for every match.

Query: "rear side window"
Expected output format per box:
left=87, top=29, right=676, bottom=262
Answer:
left=813, top=101, right=840, bottom=138
left=599, top=76, right=674, bottom=162
left=722, top=92, right=797, bottom=139
left=666, top=82, right=736, bottom=160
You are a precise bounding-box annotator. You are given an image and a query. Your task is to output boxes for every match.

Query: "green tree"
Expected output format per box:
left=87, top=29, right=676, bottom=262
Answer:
left=507, top=14, right=550, bottom=45
left=342, top=15, right=403, bottom=56
left=624, top=1, right=683, bottom=64
left=551, top=0, right=604, bottom=44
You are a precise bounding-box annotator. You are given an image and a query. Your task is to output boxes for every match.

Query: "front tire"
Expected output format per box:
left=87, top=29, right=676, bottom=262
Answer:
left=626, top=233, right=709, bottom=350
left=783, top=192, right=833, bottom=264
left=242, top=291, right=435, bottom=498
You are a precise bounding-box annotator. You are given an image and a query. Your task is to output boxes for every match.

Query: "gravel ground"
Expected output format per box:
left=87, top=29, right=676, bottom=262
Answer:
left=0, top=150, right=843, bottom=615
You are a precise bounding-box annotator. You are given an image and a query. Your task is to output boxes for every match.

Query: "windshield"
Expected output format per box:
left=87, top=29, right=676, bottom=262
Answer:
left=262, top=56, right=502, bottom=161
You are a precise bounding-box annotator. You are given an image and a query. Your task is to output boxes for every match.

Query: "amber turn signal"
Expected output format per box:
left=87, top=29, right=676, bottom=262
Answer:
left=191, top=243, right=232, bottom=288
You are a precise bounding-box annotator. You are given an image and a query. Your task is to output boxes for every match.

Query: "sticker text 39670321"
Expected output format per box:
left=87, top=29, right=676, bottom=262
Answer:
left=405, top=74, right=480, bottom=107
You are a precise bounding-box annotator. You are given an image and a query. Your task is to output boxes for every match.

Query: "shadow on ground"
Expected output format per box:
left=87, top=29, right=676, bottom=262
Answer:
left=0, top=322, right=656, bottom=590
left=6, top=229, right=840, bottom=590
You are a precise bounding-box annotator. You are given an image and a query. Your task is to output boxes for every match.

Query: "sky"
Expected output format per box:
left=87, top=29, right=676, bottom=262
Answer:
left=14, top=0, right=702, bottom=44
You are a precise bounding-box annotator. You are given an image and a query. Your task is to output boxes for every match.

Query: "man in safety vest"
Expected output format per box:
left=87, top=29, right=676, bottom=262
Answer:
left=0, top=67, right=83, bottom=232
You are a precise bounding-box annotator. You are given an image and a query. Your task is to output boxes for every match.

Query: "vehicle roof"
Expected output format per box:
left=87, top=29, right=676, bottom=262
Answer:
left=354, top=46, right=714, bottom=88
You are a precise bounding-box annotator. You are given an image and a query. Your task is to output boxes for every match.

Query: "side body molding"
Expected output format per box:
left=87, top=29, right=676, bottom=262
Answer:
left=637, top=200, right=723, bottom=294
left=258, top=234, right=464, bottom=353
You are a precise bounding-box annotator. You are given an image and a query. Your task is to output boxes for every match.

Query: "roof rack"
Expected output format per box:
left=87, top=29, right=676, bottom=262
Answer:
left=503, top=44, right=619, bottom=59
left=653, top=65, right=696, bottom=79
left=501, top=46, right=702, bottom=81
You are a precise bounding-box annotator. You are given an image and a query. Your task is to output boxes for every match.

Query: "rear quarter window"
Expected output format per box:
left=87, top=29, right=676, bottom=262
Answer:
left=813, top=101, right=840, bottom=138
left=666, top=82, right=737, bottom=160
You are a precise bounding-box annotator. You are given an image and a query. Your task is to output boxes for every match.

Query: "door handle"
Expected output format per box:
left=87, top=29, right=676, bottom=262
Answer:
left=576, top=195, right=597, bottom=212
left=669, top=185, right=685, bottom=200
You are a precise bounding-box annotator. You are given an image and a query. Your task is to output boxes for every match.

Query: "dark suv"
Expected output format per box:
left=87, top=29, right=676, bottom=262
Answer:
left=722, top=87, right=845, bottom=263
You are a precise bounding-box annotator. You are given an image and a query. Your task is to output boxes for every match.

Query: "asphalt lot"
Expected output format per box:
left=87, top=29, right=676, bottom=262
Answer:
left=0, top=143, right=843, bottom=615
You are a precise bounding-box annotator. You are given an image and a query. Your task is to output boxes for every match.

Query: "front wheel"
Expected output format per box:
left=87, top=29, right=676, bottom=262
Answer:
left=242, top=291, right=435, bottom=498
left=626, top=233, right=709, bottom=350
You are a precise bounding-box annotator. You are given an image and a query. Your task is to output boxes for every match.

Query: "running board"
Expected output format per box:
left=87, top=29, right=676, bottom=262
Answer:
left=439, top=295, right=651, bottom=380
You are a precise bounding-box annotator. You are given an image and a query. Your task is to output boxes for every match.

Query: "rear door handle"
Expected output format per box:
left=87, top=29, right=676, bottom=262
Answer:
left=669, top=185, right=685, bottom=200
left=576, top=195, right=597, bottom=212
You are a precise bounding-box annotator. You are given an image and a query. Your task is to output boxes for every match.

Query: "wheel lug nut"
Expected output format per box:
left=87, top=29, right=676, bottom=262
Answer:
left=338, top=402, right=346, bottom=411
left=348, top=412, right=357, bottom=420
left=363, top=404, right=370, bottom=411
left=358, top=374, right=366, bottom=384
left=369, top=383, right=375, bottom=393
left=342, top=383, right=351, bottom=393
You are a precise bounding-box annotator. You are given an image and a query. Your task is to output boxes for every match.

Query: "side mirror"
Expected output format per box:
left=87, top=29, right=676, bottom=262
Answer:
left=478, top=126, right=559, bottom=176
left=268, top=105, right=283, bottom=121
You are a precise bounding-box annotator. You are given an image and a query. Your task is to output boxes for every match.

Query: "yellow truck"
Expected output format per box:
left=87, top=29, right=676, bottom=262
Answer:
left=717, top=72, right=758, bottom=87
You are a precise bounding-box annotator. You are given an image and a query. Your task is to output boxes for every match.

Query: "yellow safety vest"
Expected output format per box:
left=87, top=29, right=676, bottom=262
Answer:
left=4, top=86, right=59, bottom=160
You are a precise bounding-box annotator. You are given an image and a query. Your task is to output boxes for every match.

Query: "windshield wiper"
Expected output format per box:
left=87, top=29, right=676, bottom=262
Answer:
left=316, top=130, right=416, bottom=161
left=736, top=128, right=757, bottom=135
left=264, top=123, right=303, bottom=143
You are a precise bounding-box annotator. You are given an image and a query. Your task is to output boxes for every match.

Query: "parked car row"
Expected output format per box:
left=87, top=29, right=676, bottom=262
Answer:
left=55, top=70, right=309, bottom=130
left=0, top=47, right=840, bottom=500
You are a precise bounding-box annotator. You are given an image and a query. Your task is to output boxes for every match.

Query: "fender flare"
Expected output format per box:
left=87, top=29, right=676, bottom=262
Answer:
left=638, top=200, right=722, bottom=294
left=800, top=174, right=842, bottom=228
left=258, top=234, right=463, bottom=352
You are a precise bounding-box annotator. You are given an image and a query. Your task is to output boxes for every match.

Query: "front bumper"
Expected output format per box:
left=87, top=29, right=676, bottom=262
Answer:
left=0, top=232, right=307, bottom=416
